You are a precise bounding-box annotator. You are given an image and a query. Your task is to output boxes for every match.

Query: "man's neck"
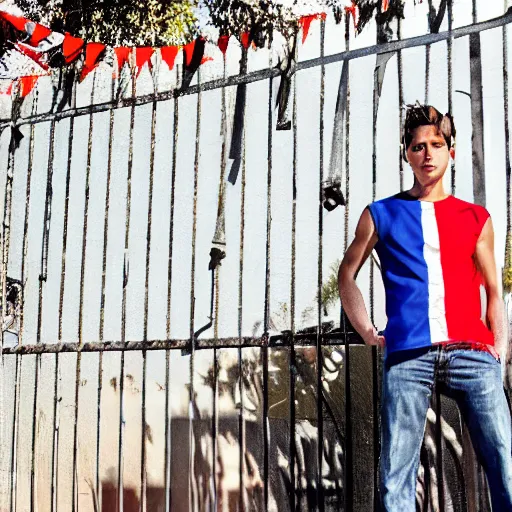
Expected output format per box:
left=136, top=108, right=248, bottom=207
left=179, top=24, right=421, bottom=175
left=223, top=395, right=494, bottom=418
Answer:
left=408, top=180, right=449, bottom=202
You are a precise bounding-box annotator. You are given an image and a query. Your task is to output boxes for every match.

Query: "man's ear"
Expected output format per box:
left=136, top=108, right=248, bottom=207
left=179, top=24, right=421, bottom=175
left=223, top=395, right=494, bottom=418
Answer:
left=449, top=146, right=455, bottom=160
left=402, top=141, right=408, bottom=163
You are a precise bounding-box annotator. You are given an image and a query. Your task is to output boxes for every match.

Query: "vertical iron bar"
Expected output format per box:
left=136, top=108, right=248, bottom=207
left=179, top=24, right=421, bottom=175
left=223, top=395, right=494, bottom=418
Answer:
left=343, top=15, right=353, bottom=512
left=504, top=0, right=512, bottom=423
left=164, top=345, right=172, bottom=512
left=9, top=355, right=21, bottom=512
left=32, top=96, right=59, bottom=512
left=99, top=78, right=116, bottom=341
left=289, top=40, right=298, bottom=512
left=19, top=95, right=38, bottom=344
left=95, top=351, right=103, bottom=512
left=53, top=74, right=78, bottom=512
left=30, top=356, right=41, bottom=512
left=36, top=115, right=57, bottom=343
left=2, top=96, right=18, bottom=510
left=344, top=16, right=351, bottom=255
left=237, top=70, right=247, bottom=511
left=71, top=72, right=97, bottom=512
left=118, top=56, right=137, bottom=512
left=316, top=19, right=326, bottom=512
left=140, top=76, right=158, bottom=512
left=164, top=66, right=179, bottom=512
left=212, top=57, right=228, bottom=512
left=470, top=0, right=486, bottom=207
left=425, top=44, right=431, bottom=105
left=397, top=18, right=404, bottom=192
left=434, top=392, right=445, bottom=510
left=371, top=25, right=380, bottom=509
left=504, top=0, right=511, bottom=314
left=50, top=342, right=60, bottom=512
left=262, top=34, right=274, bottom=512
left=10, top=94, right=37, bottom=512
left=77, top=74, right=97, bottom=342
left=52, top=74, right=77, bottom=512
left=212, top=273, right=219, bottom=510
left=96, top=71, right=117, bottom=512
left=448, top=0, right=455, bottom=194
left=188, top=68, right=202, bottom=512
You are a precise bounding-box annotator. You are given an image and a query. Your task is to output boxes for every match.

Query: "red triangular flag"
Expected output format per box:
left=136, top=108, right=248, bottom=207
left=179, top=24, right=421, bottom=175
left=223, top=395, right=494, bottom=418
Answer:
left=382, top=0, right=390, bottom=12
left=300, top=13, right=327, bottom=44
left=0, top=12, right=29, bottom=32
left=345, top=3, right=359, bottom=30
left=161, top=46, right=179, bottom=70
left=182, top=40, right=195, bottom=67
left=29, top=22, right=52, bottom=46
left=19, top=75, right=39, bottom=97
left=135, top=47, right=154, bottom=77
left=218, top=35, right=229, bottom=55
left=201, top=56, right=213, bottom=65
left=300, top=15, right=315, bottom=44
left=0, top=81, right=13, bottom=95
left=16, top=43, right=49, bottom=70
left=240, top=32, right=251, bottom=50
left=80, top=42, right=106, bottom=81
left=0, top=12, right=52, bottom=46
left=114, top=47, right=132, bottom=73
left=62, top=33, right=84, bottom=64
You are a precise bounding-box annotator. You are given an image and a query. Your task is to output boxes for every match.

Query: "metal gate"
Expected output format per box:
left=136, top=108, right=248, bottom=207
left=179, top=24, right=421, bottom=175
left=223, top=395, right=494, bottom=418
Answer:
left=1, top=3, right=512, bottom=511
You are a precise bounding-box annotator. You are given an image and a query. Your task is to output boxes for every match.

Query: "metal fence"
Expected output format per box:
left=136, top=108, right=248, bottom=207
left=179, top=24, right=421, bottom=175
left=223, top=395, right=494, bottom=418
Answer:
left=1, top=3, right=512, bottom=511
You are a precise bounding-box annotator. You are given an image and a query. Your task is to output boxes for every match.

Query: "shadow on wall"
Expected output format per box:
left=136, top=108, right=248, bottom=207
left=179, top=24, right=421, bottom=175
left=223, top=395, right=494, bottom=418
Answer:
left=101, top=484, right=164, bottom=512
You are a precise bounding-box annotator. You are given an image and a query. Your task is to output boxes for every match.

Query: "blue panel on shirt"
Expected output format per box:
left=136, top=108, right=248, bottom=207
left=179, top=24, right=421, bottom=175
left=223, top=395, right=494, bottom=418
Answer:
left=368, top=194, right=431, bottom=353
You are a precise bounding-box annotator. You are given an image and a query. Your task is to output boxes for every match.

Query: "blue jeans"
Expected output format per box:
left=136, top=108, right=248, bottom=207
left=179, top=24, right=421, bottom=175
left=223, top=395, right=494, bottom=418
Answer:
left=380, top=345, right=512, bottom=511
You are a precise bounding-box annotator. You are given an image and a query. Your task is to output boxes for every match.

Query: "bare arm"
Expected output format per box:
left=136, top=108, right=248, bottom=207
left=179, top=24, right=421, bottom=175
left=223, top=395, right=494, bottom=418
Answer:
left=475, top=217, right=508, bottom=363
left=338, top=208, right=384, bottom=347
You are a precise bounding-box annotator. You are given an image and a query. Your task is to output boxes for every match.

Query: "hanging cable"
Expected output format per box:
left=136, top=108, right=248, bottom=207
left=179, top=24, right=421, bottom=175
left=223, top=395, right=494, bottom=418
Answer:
left=324, top=56, right=348, bottom=213
left=227, top=49, right=248, bottom=186
left=276, top=31, right=298, bottom=131
left=209, top=55, right=229, bottom=272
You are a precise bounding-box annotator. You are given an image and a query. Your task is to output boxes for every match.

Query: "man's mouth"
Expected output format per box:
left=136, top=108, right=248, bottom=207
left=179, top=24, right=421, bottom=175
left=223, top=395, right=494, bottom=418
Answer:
left=422, top=165, right=436, bottom=171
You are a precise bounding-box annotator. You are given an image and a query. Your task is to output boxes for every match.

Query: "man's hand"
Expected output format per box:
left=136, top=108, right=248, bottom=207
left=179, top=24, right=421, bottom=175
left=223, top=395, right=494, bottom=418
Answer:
left=475, top=217, right=509, bottom=384
left=362, top=327, right=385, bottom=348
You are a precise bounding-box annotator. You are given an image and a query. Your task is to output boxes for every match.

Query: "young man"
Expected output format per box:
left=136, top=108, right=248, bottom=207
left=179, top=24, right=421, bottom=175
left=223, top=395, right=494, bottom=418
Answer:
left=338, top=104, right=512, bottom=510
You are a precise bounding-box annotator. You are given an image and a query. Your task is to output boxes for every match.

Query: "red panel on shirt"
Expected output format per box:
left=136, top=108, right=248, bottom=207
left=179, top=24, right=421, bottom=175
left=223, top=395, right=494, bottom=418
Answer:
left=434, top=198, right=493, bottom=345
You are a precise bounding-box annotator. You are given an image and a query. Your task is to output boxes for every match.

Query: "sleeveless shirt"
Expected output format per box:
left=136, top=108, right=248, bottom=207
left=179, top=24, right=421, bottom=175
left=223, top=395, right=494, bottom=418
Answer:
left=367, top=192, right=493, bottom=355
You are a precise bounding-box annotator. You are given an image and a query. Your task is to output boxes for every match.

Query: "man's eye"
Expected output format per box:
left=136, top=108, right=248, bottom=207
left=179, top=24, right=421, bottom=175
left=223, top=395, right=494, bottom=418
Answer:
left=412, top=145, right=424, bottom=152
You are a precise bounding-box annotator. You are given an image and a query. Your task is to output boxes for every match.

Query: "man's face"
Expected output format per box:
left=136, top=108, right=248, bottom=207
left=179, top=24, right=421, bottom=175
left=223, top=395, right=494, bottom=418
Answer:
left=405, top=125, right=455, bottom=186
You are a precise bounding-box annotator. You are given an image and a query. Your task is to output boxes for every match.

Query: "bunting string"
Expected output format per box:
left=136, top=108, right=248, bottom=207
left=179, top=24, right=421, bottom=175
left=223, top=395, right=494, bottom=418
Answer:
left=0, top=8, right=332, bottom=99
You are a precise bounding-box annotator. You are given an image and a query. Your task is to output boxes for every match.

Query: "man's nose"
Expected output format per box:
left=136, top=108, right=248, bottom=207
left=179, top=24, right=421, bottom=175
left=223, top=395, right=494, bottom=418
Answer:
left=424, top=146, right=433, bottom=160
